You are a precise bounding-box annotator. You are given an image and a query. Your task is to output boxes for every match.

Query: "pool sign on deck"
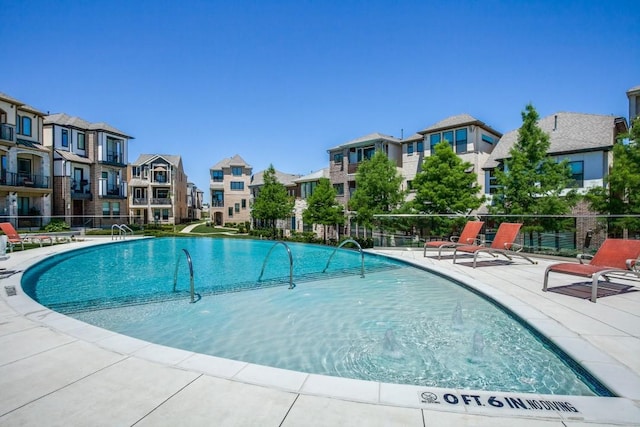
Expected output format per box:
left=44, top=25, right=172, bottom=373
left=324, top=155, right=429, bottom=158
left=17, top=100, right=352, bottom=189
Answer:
left=420, top=391, right=580, bottom=413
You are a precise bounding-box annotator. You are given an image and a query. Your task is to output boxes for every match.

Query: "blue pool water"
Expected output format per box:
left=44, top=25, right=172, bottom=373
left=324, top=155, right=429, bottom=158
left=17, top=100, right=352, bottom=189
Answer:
left=22, top=238, right=611, bottom=396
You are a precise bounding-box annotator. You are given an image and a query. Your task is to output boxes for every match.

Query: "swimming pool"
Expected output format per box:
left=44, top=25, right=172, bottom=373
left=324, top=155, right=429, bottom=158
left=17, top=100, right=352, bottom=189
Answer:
left=21, top=237, right=611, bottom=396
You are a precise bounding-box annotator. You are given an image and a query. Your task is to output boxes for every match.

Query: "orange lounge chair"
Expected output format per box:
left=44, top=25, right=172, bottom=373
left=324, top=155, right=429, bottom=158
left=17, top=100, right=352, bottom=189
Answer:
left=423, top=220, right=484, bottom=259
left=0, top=222, right=51, bottom=252
left=543, top=238, right=640, bottom=303
left=452, top=222, right=537, bottom=268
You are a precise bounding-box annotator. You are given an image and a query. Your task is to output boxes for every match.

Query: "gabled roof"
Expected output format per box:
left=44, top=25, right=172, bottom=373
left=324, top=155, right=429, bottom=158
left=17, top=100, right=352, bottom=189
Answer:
left=401, top=133, right=424, bottom=142
left=627, top=85, right=640, bottom=95
left=0, top=92, right=46, bottom=116
left=45, top=113, right=92, bottom=128
left=483, top=112, right=628, bottom=169
left=294, top=167, right=330, bottom=183
left=327, top=132, right=401, bottom=151
left=44, top=113, right=132, bottom=138
left=132, top=154, right=182, bottom=167
left=418, top=113, right=502, bottom=137
left=88, top=122, right=133, bottom=139
left=210, top=154, right=251, bottom=170
left=250, top=169, right=302, bottom=187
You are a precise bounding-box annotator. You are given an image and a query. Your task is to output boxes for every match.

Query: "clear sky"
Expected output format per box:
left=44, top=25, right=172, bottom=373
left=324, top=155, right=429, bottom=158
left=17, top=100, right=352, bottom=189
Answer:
left=1, top=0, right=638, bottom=203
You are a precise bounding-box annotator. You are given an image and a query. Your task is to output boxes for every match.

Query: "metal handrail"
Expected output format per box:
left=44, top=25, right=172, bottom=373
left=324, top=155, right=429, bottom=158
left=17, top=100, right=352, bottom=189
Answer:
left=258, top=241, right=295, bottom=289
left=173, top=248, right=200, bottom=303
left=111, top=224, right=133, bottom=240
left=323, top=239, right=365, bottom=278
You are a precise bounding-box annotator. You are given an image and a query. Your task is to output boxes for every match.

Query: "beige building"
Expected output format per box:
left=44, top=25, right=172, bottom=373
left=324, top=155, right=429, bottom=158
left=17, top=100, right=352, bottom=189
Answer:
left=0, top=92, right=50, bottom=228
left=327, top=133, right=402, bottom=209
left=249, top=167, right=301, bottom=233
left=187, top=182, right=204, bottom=221
left=209, top=154, right=252, bottom=225
left=129, top=154, right=187, bottom=225
left=402, top=114, right=502, bottom=201
left=44, top=113, right=133, bottom=227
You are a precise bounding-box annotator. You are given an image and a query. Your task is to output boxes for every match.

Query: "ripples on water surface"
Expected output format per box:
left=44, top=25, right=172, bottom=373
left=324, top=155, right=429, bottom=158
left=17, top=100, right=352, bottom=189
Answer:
left=22, top=238, right=605, bottom=395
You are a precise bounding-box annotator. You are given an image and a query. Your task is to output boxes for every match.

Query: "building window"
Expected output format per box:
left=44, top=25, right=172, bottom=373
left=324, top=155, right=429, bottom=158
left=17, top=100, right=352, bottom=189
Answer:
left=333, top=153, right=343, bottom=163
left=241, top=199, right=246, bottom=209
left=569, top=161, right=584, bottom=188
left=61, top=129, right=69, bottom=147
left=105, top=137, right=123, bottom=163
left=333, top=183, right=344, bottom=195
left=162, top=209, right=169, bottom=220
left=228, top=207, right=233, bottom=217
left=18, top=197, right=30, bottom=215
left=429, top=134, right=441, bottom=152
left=18, top=158, right=31, bottom=179
left=443, top=131, right=454, bottom=151
left=230, top=181, right=244, bottom=190
left=19, top=116, right=32, bottom=136
left=211, top=170, right=223, bottom=182
left=488, top=168, right=499, bottom=194
left=482, top=134, right=495, bottom=144
left=455, top=129, right=467, bottom=153
left=407, top=180, right=413, bottom=191
left=113, top=202, right=120, bottom=217
left=407, top=143, right=414, bottom=156
left=78, top=133, right=86, bottom=150
left=102, top=202, right=110, bottom=217
left=417, top=140, right=424, bottom=152
left=235, top=203, right=240, bottom=213
left=232, top=166, right=243, bottom=176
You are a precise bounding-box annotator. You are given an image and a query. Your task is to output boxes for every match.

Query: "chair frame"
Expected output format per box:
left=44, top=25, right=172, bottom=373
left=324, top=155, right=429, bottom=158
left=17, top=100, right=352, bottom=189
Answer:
left=452, top=222, right=537, bottom=268
left=543, top=238, right=640, bottom=303
left=0, top=222, right=52, bottom=252
left=423, top=220, right=484, bottom=259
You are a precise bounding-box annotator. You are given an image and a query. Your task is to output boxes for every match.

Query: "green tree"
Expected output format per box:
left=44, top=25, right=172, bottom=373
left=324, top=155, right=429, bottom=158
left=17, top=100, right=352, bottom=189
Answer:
left=409, top=140, right=485, bottom=235
left=586, top=116, right=640, bottom=235
left=490, top=104, right=577, bottom=231
left=302, top=178, right=344, bottom=244
left=348, top=150, right=404, bottom=229
left=251, top=165, right=294, bottom=238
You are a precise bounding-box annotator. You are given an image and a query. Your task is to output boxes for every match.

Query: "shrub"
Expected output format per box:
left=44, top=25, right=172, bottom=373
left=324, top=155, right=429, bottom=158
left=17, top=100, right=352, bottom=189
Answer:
left=44, top=219, right=70, bottom=232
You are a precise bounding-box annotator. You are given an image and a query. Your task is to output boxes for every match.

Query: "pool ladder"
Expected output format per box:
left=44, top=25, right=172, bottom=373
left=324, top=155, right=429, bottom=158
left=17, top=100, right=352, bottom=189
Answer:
left=173, top=249, right=201, bottom=303
left=258, top=241, right=295, bottom=289
left=323, top=239, right=365, bottom=278
left=111, top=224, right=133, bottom=240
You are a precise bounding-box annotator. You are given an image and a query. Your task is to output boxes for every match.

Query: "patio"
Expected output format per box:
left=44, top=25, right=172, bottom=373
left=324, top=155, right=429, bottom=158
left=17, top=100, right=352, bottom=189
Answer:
left=0, top=240, right=639, bottom=426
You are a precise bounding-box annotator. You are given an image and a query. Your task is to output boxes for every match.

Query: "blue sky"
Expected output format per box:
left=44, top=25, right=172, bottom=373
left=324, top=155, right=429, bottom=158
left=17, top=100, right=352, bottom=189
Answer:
left=1, top=0, right=638, bottom=202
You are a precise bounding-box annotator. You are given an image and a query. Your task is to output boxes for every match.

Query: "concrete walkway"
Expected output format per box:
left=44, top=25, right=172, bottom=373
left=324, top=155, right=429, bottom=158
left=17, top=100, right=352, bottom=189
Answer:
left=1, top=240, right=639, bottom=426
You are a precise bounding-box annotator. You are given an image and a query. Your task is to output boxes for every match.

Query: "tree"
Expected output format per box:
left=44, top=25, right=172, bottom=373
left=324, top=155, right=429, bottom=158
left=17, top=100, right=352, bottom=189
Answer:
left=348, top=150, right=404, bottom=229
left=251, top=165, right=294, bottom=238
left=302, top=178, right=344, bottom=243
left=490, top=104, right=577, bottom=231
left=409, top=140, right=485, bottom=235
left=585, top=116, right=640, bottom=235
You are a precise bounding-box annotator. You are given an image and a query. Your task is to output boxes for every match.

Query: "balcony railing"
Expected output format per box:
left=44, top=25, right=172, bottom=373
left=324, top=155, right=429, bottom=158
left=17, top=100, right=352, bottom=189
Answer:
left=0, top=123, right=15, bottom=141
left=1, top=172, right=50, bottom=188
left=103, top=186, right=124, bottom=198
left=132, top=198, right=148, bottom=205
left=150, top=198, right=172, bottom=205
left=102, top=152, right=124, bottom=165
left=210, top=200, right=224, bottom=207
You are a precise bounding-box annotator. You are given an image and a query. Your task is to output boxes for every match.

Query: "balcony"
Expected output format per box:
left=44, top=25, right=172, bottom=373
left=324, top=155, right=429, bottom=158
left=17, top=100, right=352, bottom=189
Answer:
left=132, top=198, right=148, bottom=205
left=1, top=172, right=50, bottom=189
left=348, top=163, right=360, bottom=174
left=101, top=151, right=125, bottom=166
left=103, top=186, right=124, bottom=198
left=150, top=198, right=172, bottom=205
left=210, top=200, right=224, bottom=208
left=0, top=123, right=15, bottom=142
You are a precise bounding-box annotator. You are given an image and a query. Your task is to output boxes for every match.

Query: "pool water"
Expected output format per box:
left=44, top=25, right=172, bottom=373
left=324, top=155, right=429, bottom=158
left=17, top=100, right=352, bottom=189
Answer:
left=22, top=238, right=610, bottom=396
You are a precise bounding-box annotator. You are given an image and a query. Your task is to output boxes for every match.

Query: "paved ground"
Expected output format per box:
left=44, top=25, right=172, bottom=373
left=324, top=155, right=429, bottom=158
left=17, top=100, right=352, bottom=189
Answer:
left=1, top=238, right=639, bottom=426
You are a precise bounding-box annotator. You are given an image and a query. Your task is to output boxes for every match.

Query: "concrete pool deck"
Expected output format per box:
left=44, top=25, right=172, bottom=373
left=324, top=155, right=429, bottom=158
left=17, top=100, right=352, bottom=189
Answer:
left=1, top=238, right=639, bottom=426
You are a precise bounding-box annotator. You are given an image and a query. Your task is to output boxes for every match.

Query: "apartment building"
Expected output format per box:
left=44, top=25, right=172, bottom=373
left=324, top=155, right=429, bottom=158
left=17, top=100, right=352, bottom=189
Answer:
left=129, top=154, right=187, bottom=225
left=483, top=111, right=628, bottom=242
left=291, top=167, right=333, bottom=238
left=44, top=113, right=133, bottom=227
left=249, top=167, right=301, bottom=233
left=209, top=154, right=252, bottom=225
left=327, top=133, right=402, bottom=209
left=0, top=92, right=50, bottom=227
left=628, top=85, right=640, bottom=121
left=187, top=182, right=204, bottom=221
